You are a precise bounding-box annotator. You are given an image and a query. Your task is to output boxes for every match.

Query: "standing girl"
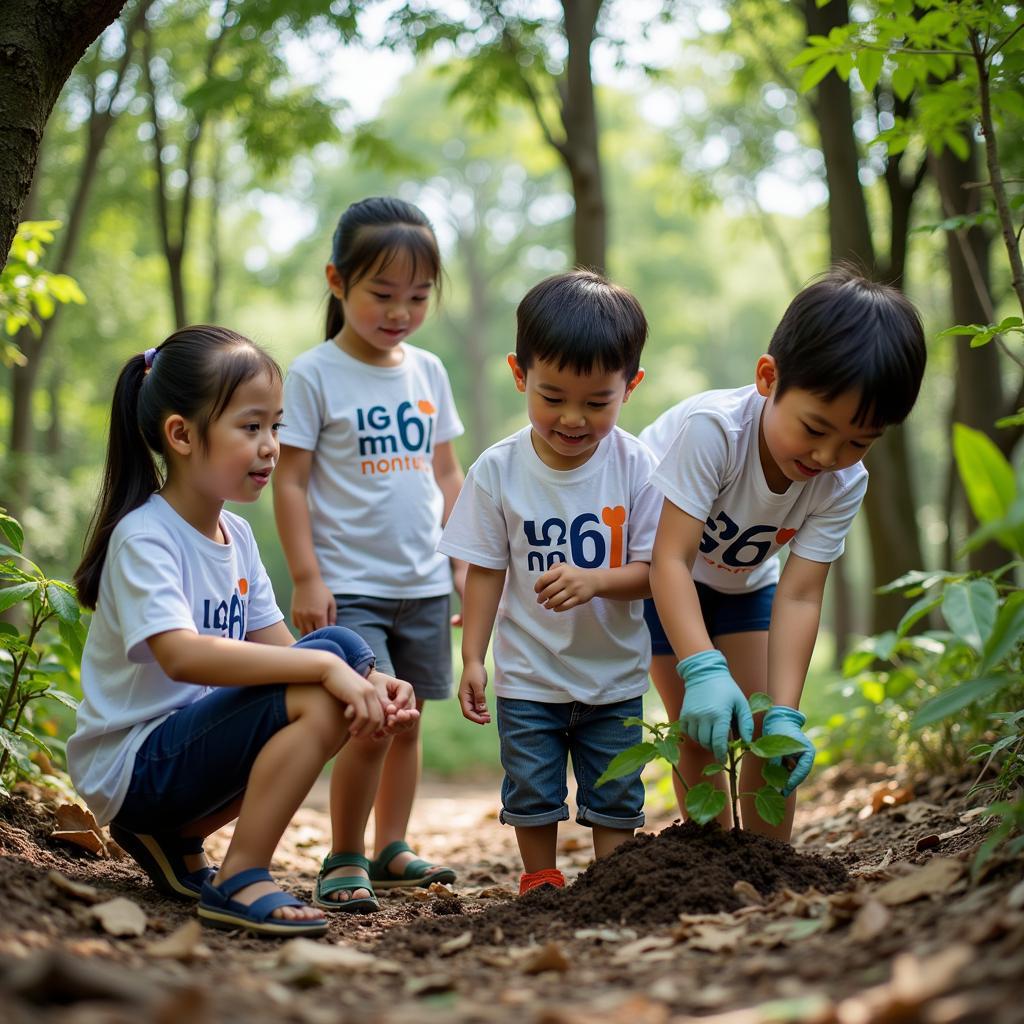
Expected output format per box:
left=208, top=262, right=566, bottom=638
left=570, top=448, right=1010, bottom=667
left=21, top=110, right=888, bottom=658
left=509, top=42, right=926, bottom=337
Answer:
left=68, top=326, right=418, bottom=938
left=274, top=197, right=465, bottom=912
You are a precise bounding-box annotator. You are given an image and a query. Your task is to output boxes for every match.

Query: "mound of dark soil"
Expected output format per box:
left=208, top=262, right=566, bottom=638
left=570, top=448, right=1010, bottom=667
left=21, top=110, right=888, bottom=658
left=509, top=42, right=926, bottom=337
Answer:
left=379, top=820, right=849, bottom=955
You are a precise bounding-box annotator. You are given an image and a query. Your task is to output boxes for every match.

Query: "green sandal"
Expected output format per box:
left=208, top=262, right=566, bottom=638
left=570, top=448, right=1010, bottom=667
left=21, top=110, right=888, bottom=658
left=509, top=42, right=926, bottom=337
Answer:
left=313, top=852, right=379, bottom=913
left=369, top=840, right=457, bottom=890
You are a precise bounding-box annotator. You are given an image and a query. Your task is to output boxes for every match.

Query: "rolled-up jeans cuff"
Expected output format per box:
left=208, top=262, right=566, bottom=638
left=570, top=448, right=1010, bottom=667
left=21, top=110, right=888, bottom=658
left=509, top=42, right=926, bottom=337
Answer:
left=499, top=805, right=571, bottom=828
left=576, top=805, right=645, bottom=830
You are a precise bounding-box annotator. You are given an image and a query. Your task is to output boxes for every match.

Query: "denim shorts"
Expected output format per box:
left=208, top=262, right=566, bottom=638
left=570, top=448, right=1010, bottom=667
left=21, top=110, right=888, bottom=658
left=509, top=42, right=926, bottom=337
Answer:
left=644, top=582, right=777, bottom=656
left=112, top=626, right=374, bottom=834
left=334, top=593, right=452, bottom=700
left=495, top=695, right=645, bottom=830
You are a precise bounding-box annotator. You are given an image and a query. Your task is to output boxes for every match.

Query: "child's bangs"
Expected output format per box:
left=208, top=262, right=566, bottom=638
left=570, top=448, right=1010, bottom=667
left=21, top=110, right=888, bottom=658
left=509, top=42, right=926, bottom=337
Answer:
left=202, top=344, right=283, bottom=436
left=351, top=225, right=441, bottom=289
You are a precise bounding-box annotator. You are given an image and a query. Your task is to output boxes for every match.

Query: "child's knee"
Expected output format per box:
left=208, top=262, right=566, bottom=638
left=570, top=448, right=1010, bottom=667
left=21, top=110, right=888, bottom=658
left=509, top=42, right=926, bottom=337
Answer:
left=287, top=684, right=351, bottom=749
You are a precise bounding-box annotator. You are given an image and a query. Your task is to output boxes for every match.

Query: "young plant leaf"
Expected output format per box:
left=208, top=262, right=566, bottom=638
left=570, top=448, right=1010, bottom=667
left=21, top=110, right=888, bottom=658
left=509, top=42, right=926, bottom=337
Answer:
left=655, top=737, right=680, bottom=765
left=942, top=579, right=999, bottom=652
left=762, top=762, right=789, bottom=789
left=748, top=692, right=773, bottom=714
left=596, top=742, right=658, bottom=787
left=45, top=583, right=80, bottom=624
left=0, top=514, right=24, bottom=552
left=750, top=735, right=807, bottom=758
left=685, top=782, right=727, bottom=825
left=980, top=590, right=1024, bottom=673
left=910, top=674, right=1009, bottom=730
left=702, top=763, right=725, bottom=776
left=0, top=582, right=37, bottom=614
left=754, top=786, right=787, bottom=826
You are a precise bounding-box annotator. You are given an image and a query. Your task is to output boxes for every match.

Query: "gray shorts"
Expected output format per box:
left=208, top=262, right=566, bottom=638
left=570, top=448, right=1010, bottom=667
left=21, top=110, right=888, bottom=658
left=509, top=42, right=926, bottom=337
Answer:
left=334, top=593, right=453, bottom=701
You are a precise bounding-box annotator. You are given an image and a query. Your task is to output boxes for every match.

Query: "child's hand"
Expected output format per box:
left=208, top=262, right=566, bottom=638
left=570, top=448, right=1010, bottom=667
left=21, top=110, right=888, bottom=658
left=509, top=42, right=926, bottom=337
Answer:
left=368, top=670, right=420, bottom=735
left=291, top=578, right=336, bottom=635
left=676, top=649, right=754, bottom=763
left=459, top=662, right=491, bottom=724
left=534, top=564, right=598, bottom=611
left=323, top=664, right=384, bottom=739
left=762, top=706, right=815, bottom=796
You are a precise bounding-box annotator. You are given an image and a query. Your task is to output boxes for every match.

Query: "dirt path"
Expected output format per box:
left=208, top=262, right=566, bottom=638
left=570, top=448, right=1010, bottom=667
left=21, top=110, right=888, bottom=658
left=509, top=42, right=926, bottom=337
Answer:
left=1, top=764, right=1022, bottom=1024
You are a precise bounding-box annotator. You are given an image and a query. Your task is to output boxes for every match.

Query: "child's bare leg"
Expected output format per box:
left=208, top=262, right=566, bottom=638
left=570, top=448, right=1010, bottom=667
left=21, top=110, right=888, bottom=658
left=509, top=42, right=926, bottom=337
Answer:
left=515, top=823, right=559, bottom=873
left=592, top=824, right=634, bottom=859
left=714, top=631, right=796, bottom=839
left=322, top=732, right=391, bottom=902
left=213, top=684, right=350, bottom=921
left=373, top=700, right=424, bottom=874
left=649, top=654, right=688, bottom=814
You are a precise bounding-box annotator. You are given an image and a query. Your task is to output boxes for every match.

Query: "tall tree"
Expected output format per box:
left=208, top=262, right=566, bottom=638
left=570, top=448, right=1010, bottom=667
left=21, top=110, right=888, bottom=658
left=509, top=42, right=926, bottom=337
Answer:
left=0, top=0, right=127, bottom=268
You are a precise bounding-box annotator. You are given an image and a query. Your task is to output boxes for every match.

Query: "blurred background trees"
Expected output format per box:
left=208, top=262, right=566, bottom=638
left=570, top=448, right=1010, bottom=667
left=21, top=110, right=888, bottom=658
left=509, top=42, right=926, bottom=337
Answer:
left=2, top=0, right=1022, bottom=780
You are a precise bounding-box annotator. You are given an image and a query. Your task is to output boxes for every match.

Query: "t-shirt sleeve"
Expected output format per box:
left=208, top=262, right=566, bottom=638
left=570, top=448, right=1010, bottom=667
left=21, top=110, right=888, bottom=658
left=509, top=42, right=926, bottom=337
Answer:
left=280, top=365, right=323, bottom=451
left=437, top=462, right=509, bottom=570
left=241, top=529, right=284, bottom=633
left=432, top=360, right=465, bottom=445
left=107, top=534, right=199, bottom=663
left=649, top=411, right=731, bottom=523
left=626, top=448, right=662, bottom=563
left=791, top=470, right=869, bottom=563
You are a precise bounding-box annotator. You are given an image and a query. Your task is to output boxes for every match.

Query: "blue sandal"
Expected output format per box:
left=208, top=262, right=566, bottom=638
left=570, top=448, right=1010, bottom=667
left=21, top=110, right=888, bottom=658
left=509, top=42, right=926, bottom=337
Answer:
left=108, top=824, right=215, bottom=901
left=369, top=840, right=457, bottom=889
left=198, top=868, right=328, bottom=937
left=313, top=852, right=379, bottom=913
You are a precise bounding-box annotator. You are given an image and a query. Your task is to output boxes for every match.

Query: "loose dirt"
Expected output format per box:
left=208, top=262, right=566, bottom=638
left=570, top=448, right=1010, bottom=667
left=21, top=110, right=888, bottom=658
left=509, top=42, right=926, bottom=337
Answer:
left=1, top=764, right=1022, bottom=1024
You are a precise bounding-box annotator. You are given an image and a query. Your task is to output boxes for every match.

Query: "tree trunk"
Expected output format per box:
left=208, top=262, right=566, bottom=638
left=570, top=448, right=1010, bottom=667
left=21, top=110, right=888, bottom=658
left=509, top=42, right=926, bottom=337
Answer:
left=456, top=230, right=493, bottom=456
left=803, top=0, right=925, bottom=633
left=206, top=121, right=224, bottom=324
left=559, top=0, right=605, bottom=273
left=0, top=0, right=127, bottom=268
left=933, top=140, right=1005, bottom=574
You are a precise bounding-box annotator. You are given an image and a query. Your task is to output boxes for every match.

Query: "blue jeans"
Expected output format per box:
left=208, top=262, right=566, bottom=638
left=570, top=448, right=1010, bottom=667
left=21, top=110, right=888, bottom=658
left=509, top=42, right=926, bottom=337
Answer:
left=496, top=695, right=645, bottom=830
left=113, top=626, right=374, bottom=834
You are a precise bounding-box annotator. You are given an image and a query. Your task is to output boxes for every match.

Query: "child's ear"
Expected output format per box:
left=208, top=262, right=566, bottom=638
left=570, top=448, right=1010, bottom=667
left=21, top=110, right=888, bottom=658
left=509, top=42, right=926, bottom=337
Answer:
left=163, top=414, right=193, bottom=457
left=325, top=263, right=345, bottom=299
left=508, top=354, right=527, bottom=393
left=622, top=368, right=645, bottom=401
left=754, top=355, right=778, bottom=397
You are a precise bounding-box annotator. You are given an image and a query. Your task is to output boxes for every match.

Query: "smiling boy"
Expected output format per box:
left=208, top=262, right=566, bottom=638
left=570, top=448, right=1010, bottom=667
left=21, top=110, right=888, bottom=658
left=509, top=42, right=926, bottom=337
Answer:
left=438, top=270, right=662, bottom=894
left=643, top=267, right=927, bottom=840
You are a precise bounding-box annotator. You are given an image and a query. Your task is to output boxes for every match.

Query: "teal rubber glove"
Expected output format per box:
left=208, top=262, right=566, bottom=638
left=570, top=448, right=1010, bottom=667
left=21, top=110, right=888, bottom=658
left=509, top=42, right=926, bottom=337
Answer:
left=762, top=705, right=815, bottom=797
left=676, top=649, right=754, bottom=764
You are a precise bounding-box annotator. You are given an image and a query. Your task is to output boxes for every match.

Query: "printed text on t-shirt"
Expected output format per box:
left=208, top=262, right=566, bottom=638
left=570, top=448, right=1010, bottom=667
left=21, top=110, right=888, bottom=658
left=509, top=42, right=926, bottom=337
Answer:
left=202, top=578, right=249, bottom=638
left=523, top=506, right=627, bottom=572
left=700, top=510, right=795, bottom=574
left=357, top=400, right=436, bottom=477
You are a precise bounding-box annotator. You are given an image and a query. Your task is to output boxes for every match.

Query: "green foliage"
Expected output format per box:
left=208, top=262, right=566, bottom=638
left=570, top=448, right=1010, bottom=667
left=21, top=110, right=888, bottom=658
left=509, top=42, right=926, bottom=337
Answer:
left=0, top=510, right=85, bottom=797
left=596, top=695, right=805, bottom=829
left=0, top=222, right=85, bottom=365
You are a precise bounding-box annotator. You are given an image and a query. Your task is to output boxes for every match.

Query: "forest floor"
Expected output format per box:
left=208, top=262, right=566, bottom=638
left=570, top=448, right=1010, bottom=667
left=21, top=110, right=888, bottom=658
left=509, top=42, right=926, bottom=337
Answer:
left=1, top=761, right=1022, bottom=1024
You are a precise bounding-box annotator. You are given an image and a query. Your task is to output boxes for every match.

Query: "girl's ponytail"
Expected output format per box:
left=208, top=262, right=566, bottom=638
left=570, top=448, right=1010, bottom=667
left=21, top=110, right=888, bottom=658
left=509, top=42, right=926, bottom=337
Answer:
left=75, top=354, right=162, bottom=609
left=324, top=196, right=441, bottom=341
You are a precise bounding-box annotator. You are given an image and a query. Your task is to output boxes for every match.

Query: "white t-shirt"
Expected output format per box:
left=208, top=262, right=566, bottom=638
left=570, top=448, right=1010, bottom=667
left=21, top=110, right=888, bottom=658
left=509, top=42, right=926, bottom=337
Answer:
left=642, top=386, right=868, bottom=594
left=438, top=426, right=660, bottom=704
left=282, top=342, right=464, bottom=599
left=67, top=495, right=283, bottom=825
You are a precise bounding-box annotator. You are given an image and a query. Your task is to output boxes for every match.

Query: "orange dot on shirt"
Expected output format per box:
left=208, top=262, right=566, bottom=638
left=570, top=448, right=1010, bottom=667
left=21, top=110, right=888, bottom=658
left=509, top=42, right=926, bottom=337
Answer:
left=775, top=529, right=796, bottom=546
left=238, top=578, right=248, bottom=595
left=418, top=400, right=436, bottom=415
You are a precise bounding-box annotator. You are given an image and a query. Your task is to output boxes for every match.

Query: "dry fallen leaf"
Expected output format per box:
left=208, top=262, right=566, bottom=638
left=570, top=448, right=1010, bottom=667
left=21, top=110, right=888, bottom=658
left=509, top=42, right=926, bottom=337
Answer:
left=404, top=973, right=455, bottom=997
left=914, top=833, right=941, bottom=851
left=47, top=870, right=101, bottom=904
left=278, top=938, right=399, bottom=973
left=574, top=928, right=637, bottom=942
left=145, top=920, right=209, bottom=961
left=522, top=942, right=570, bottom=974
left=874, top=858, right=964, bottom=906
left=55, top=804, right=101, bottom=832
left=612, top=935, right=676, bottom=963
left=51, top=830, right=106, bottom=857
left=849, top=899, right=891, bottom=943
left=90, top=897, right=147, bottom=937
left=438, top=931, right=473, bottom=956
left=476, top=886, right=515, bottom=900
left=732, top=880, right=764, bottom=906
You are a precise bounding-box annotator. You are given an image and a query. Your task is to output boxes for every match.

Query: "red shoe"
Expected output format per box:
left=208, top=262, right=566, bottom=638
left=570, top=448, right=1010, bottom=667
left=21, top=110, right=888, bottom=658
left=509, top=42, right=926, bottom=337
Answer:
left=519, top=868, right=566, bottom=895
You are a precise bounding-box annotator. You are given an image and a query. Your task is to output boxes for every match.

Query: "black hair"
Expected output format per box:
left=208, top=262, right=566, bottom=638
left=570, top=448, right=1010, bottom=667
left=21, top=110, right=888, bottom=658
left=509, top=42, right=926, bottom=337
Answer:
left=75, top=326, right=282, bottom=609
left=325, top=196, right=442, bottom=340
left=515, top=270, right=648, bottom=380
left=768, top=265, right=926, bottom=427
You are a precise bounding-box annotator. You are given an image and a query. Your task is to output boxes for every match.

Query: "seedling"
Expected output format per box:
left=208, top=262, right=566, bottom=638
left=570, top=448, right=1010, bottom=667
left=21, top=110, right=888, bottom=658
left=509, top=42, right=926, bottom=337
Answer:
left=596, top=692, right=807, bottom=828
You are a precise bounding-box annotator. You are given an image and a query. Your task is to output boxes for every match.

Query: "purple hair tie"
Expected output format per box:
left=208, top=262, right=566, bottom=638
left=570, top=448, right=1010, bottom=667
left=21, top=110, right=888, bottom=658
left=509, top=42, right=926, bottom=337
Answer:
left=144, top=347, right=158, bottom=369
